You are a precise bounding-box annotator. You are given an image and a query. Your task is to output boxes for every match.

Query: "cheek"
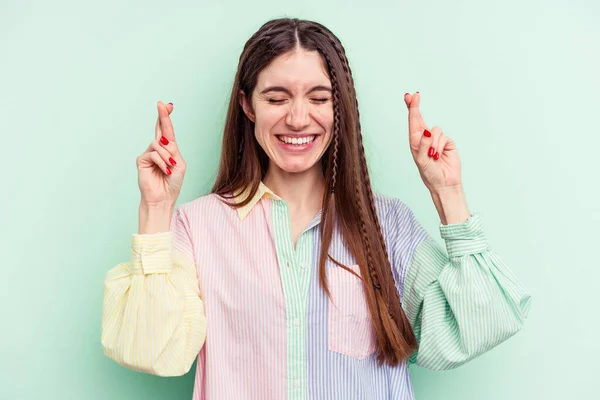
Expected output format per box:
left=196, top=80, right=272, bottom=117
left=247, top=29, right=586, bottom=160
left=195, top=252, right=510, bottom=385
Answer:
left=256, top=105, right=284, bottom=127
left=314, top=106, right=334, bottom=142
left=254, top=107, right=285, bottom=141
left=318, top=103, right=334, bottom=127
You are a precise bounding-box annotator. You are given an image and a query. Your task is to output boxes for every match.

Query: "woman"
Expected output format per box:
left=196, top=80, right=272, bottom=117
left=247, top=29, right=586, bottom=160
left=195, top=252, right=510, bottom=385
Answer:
left=101, top=18, right=531, bottom=399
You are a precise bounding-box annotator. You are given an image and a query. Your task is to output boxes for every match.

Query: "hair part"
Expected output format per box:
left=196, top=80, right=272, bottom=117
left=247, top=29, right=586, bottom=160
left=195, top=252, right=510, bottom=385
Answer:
left=212, top=18, right=418, bottom=366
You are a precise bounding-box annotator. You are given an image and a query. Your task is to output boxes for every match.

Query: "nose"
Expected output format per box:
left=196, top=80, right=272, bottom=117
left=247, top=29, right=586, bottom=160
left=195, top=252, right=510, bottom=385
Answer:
left=285, top=100, right=310, bottom=130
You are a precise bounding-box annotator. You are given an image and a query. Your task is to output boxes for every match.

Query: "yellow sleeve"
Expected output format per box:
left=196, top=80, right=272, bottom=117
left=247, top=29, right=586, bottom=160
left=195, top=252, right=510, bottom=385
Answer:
left=101, top=228, right=207, bottom=376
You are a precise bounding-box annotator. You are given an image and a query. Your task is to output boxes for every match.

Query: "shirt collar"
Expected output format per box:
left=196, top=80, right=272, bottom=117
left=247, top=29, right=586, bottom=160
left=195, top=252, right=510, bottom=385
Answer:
left=235, top=181, right=282, bottom=220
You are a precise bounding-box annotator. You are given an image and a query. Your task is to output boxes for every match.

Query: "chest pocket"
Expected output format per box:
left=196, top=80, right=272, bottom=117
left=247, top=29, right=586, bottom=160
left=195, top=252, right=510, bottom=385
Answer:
left=328, top=264, right=377, bottom=360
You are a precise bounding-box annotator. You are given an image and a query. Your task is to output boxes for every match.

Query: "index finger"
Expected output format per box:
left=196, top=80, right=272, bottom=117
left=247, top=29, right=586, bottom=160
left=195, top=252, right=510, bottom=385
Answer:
left=157, top=101, right=176, bottom=141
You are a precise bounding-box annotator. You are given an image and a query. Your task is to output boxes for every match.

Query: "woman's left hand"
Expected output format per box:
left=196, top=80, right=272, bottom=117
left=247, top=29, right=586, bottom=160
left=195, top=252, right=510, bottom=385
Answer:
left=404, top=92, right=463, bottom=193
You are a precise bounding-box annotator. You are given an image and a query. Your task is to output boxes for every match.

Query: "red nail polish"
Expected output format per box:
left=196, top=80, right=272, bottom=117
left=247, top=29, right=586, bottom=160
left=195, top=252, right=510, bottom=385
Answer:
left=404, top=93, right=409, bottom=96
left=169, top=157, right=177, bottom=166
left=428, top=147, right=435, bottom=157
left=160, top=136, right=169, bottom=145
left=434, top=152, right=440, bottom=160
left=166, top=166, right=172, bottom=175
left=424, top=130, right=431, bottom=137
left=168, top=102, right=173, bottom=106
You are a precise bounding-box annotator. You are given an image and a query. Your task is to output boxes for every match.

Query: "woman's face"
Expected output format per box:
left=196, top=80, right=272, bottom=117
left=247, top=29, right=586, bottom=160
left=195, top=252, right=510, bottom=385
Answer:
left=241, top=49, right=334, bottom=175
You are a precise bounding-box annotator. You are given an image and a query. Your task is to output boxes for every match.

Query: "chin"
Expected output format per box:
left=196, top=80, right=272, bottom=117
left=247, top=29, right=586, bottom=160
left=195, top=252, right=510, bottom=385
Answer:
left=273, top=157, right=320, bottom=174
left=278, top=162, right=314, bottom=174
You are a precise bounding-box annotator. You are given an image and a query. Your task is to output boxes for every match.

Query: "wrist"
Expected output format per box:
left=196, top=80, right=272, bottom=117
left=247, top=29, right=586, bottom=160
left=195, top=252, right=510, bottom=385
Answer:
left=429, top=185, right=471, bottom=225
left=139, top=200, right=176, bottom=211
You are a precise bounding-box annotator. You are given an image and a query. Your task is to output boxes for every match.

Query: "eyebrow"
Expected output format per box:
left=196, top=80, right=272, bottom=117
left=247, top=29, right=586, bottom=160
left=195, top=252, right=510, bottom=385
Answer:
left=259, top=85, right=332, bottom=95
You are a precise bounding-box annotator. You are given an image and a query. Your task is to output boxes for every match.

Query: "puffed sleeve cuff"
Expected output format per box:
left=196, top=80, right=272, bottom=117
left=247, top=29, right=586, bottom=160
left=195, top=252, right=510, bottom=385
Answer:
left=129, top=231, right=174, bottom=274
left=438, top=213, right=489, bottom=258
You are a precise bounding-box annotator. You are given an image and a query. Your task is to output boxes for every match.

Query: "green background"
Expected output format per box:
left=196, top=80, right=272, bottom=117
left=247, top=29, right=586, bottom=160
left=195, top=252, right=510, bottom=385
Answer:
left=2, top=0, right=598, bottom=398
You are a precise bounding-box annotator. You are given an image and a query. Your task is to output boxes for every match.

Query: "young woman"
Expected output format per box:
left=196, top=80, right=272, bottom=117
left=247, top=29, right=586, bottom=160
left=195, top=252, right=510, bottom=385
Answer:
left=101, top=18, right=531, bottom=400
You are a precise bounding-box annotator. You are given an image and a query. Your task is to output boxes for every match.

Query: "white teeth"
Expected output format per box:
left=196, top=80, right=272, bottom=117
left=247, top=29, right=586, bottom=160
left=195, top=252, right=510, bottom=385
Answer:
left=277, top=135, right=316, bottom=145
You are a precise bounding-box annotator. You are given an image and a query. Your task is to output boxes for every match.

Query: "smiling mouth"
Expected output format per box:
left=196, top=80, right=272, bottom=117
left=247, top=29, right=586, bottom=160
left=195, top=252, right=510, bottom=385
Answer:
left=275, top=135, right=317, bottom=145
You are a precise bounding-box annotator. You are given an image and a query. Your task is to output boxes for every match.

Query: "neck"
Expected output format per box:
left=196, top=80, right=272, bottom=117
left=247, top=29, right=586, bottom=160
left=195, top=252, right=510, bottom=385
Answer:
left=263, top=164, right=325, bottom=213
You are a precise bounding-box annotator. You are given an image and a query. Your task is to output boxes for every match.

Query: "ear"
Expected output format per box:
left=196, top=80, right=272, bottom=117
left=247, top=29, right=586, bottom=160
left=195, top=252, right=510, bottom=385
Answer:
left=239, top=90, right=256, bottom=123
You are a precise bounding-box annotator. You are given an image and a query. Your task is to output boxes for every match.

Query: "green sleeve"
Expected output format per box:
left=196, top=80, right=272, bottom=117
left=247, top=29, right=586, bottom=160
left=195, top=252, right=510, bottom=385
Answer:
left=402, top=213, right=532, bottom=370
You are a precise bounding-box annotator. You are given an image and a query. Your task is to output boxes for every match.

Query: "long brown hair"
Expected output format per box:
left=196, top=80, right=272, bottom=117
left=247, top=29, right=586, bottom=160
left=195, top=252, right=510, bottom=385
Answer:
left=211, top=18, right=417, bottom=366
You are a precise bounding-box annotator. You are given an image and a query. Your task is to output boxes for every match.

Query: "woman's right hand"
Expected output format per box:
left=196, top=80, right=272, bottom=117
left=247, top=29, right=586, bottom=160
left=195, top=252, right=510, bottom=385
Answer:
left=137, top=101, right=187, bottom=207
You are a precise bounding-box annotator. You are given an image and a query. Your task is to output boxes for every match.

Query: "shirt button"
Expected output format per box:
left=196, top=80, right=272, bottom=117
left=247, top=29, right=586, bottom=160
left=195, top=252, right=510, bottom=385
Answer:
left=293, top=318, right=300, bottom=326
left=300, top=263, right=307, bottom=269
left=294, top=379, right=300, bottom=388
left=286, top=261, right=291, bottom=268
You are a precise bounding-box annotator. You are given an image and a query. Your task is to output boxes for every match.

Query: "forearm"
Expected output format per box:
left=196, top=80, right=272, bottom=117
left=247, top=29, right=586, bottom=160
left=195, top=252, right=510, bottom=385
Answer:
left=138, top=202, right=175, bottom=234
left=429, top=185, right=471, bottom=225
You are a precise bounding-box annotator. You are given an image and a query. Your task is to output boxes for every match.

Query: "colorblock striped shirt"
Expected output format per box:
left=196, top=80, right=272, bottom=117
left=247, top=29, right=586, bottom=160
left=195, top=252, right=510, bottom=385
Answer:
left=101, top=182, right=532, bottom=399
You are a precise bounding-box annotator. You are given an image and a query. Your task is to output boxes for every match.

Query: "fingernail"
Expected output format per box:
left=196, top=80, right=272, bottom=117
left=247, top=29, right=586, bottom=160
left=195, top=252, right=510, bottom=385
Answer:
left=169, top=157, right=177, bottom=166
left=168, top=102, right=173, bottom=106
left=434, top=152, right=440, bottom=160
left=424, top=130, right=431, bottom=138
left=404, top=93, right=409, bottom=96
left=160, top=136, right=169, bottom=145
left=416, top=91, right=420, bottom=93
left=428, top=147, right=435, bottom=157
left=166, top=166, right=172, bottom=175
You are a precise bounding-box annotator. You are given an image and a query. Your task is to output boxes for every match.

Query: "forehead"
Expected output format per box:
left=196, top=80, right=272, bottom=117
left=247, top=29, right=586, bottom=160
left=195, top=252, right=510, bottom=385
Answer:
left=256, top=49, right=331, bottom=90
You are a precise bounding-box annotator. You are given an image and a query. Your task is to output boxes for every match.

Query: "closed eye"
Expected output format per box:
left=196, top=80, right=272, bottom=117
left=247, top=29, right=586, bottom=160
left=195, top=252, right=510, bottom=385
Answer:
left=267, top=98, right=330, bottom=104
